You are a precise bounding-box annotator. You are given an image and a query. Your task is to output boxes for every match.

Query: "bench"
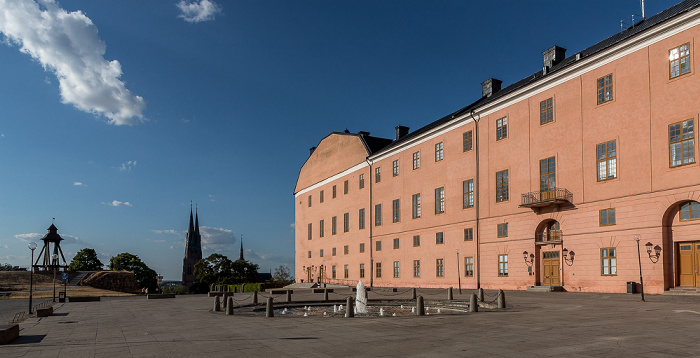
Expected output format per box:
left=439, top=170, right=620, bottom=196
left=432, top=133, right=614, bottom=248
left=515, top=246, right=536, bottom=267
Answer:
left=269, top=289, right=293, bottom=295
left=68, top=296, right=101, bottom=302
left=36, top=307, right=53, bottom=317
left=0, top=324, right=19, bottom=345
left=147, top=294, right=176, bottom=299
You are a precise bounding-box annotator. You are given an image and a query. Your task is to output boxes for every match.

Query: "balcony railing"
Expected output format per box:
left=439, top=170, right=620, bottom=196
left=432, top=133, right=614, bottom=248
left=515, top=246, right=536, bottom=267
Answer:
left=535, top=230, right=563, bottom=244
left=520, top=188, right=573, bottom=208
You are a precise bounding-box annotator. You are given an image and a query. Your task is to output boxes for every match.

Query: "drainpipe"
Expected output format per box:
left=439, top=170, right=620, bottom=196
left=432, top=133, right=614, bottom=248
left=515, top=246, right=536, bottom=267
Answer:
left=470, top=110, right=481, bottom=289
left=366, top=157, right=374, bottom=288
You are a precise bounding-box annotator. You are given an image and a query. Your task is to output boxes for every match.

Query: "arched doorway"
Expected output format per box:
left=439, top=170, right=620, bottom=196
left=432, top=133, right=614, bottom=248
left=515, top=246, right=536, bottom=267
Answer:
left=534, top=219, right=563, bottom=286
left=663, top=200, right=700, bottom=288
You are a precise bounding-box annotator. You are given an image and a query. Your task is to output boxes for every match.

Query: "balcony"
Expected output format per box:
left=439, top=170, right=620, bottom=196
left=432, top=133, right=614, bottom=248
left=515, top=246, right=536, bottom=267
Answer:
left=535, top=230, right=563, bottom=244
left=520, top=188, right=573, bottom=208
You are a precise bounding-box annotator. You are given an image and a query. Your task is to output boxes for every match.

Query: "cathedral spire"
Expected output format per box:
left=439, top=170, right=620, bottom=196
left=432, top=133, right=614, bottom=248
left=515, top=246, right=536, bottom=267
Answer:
left=239, top=235, right=244, bottom=261
left=194, top=204, right=200, bottom=236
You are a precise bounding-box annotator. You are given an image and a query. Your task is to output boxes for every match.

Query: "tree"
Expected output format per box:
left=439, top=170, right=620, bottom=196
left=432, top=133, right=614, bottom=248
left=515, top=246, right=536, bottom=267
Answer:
left=194, top=254, right=261, bottom=287
left=68, top=248, right=104, bottom=271
left=272, top=265, right=293, bottom=284
left=109, top=253, right=157, bottom=290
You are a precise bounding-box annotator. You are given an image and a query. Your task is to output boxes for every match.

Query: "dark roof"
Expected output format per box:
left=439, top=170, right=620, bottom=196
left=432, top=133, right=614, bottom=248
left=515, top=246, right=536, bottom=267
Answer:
left=324, top=131, right=393, bottom=155
left=376, top=0, right=700, bottom=154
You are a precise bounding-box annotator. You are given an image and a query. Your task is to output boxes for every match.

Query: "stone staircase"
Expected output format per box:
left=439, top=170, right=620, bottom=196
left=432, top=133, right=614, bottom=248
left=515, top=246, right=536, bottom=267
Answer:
left=69, top=271, right=95, bottom=286
left=664, top=287, right=700, bottom=295
left=526, top=285, right=564, bottom=292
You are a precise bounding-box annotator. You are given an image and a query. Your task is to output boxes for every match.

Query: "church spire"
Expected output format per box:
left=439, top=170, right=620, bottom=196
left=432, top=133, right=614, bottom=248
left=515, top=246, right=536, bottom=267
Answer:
left=194, top=204, right=200, bottom=236
left=239, top=235, right=244, bottom=261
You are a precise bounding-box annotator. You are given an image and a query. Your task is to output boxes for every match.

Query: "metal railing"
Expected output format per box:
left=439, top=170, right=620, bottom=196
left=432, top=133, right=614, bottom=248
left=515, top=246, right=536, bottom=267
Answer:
left=521, top=188, right=572, bottom=207
left=535, top=230, right=563, bottom=243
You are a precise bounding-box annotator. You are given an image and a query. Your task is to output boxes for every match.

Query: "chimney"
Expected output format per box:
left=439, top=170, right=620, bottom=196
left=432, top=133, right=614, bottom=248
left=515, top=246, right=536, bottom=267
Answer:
left=542, top=46, right=566, bottom=74
left=309, top=146, right=316, bottom=155
left=395, top=126, right=409, bottom=141
left=481, top=78, right=502, bottom=98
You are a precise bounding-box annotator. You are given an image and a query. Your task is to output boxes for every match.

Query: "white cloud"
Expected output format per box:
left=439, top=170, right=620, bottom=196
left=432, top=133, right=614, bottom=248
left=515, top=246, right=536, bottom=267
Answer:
left=119, top=160, right=137, bottom=171
left=152, top=229, right=180, bottom=235
left=0, top=0, right=146, bottom=125
left=200, top=226, right=236, bottom=251
left=73, top=181, right=85, bottom=186
left=208, top=194, right=215, bottom=202
left=15, top=232, right=42, bottom=242
left=289, top=223, right=295, bottom=229
left=176, top=0, right=221, bottom=23
left=103, top=200, right=132, bottom=207
left=15, top=232, right=86, bottom=245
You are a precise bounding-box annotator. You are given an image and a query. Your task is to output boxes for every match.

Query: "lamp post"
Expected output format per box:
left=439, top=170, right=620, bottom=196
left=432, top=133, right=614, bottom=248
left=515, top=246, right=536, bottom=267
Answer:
left=634, top=235, right=645, bottom=302
left=52, top=253, right=59, bottom=302
left=28, top=242, right=37, bottom=314
left=456, top=250, right=461, bottom=294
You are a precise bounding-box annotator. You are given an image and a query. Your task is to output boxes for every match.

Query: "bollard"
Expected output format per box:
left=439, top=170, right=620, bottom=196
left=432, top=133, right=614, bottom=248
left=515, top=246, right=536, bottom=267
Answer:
left=497, top=290, right=506, bottom=309
left=345, top=297, right=354, bottom=318
left=470, top=293, right=478, bottom=312
left=214, top=296, right=221, bottom=312
left=241, top=283, right=245, bottom=293
left=210, top=283, right=215, bottom=292
left=266, top=297, right=274, bottom=317
left=226, top=297, right=234, bottom=315
left=324, top=289, right=329, bottom=301
left=286, top=290, right=292, bottom=303
left=252, top=291, right=258, bottom=304
left=448, top=287, right=453, bottom=300
left=416, top=296, right=425, bottom=316
left=412, top=288, right=417, bottom=300
left=477, top=287, right=484, bottom=302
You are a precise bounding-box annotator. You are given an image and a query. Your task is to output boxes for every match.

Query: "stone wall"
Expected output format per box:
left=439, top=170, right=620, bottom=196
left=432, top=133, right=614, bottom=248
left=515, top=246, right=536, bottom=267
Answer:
left=81, top=271, right=139, bottom=293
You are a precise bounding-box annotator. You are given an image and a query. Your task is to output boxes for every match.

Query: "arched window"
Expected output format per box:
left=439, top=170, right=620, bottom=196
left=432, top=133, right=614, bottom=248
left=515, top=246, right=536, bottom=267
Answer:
left=680, top=201, right=700, bottom=221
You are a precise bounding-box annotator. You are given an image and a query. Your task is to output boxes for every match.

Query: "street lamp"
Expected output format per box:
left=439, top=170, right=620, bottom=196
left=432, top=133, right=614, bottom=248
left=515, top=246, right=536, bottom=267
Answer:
left=52, top=253, right=59, bottom=302
left=645, top=242, right=662, bottom=263
left=634, top=235, right=645, bottom=302
left=456, top=250, right=461, bottom=294
left=28, top=242, right=37, bottom=314
left=523, top=251, right=535, bottom=275
left=562, top=248, right=575, bottom=266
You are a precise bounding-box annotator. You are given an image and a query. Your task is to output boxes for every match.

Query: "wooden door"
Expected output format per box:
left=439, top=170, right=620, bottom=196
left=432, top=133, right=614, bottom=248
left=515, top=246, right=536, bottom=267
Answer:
left=542, top=251, right=561, bottom=286
left=678, top=242, right=699, bottom=287
left=319, top=266, right=324, bottom=283
left=307, top=270, right=312, bottom=283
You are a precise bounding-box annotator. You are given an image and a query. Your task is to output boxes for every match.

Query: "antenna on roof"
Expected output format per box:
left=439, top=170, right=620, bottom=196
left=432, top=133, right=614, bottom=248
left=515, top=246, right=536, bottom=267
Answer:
left=641, top=0, right=645, bottom=19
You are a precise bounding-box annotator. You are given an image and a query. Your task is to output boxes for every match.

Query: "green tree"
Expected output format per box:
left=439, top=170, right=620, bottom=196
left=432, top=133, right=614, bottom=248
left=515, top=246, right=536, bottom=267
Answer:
left=194, top=254, right=261, bottom=287
left=68, top=248, right=104, bottom=271
left=109, top=252, right=157, bottom=290
left=272, top=265, right=293, bottom=284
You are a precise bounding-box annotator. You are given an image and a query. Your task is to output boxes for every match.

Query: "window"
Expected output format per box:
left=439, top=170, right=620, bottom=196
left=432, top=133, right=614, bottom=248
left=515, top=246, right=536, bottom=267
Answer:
left=670, top=43, right=691, bottom=79
left=332, top=265, right=337, bottom=279
left=436, top=232, right=444, bottom=245
left=463, top=179, right=474, bottom=208
left=412, top=193, right=421, bottom=218
left=307, top=223, right=312, bottom=240
left=320, top=249, right=324, bottom=257
left=332, top=185, right=337, bottom=198
left=393, top=261, right=400, bottom=278
left=359, top=174, right=365, bottom=189
left=359, top=243, right=365, bottom=253
left=435, top=187, right=445, bottom=214
left=496, top=170, right=509, bottom=202
left=332, top=247, right=336, bottom=256
left=360, top=264, right=365, bottom=278
left=413, top=151, right=420, bottom=169
left=496, top=117, right=508, bottom=140
left=344, top=264, right=349, bottom=279
left=464, top=257, right=474, bottom=277
left=359, top=208, right=365, bottom=230
left=376, top=241, right=381, bottom=251
left=393, top=160, right=399, bottom=176
left=320, top=190, right=324, bottom=203
left=597, top=74, right=613, bottom=104
left=392, top=199, right=400, bottom=223
left=597, top=140, right=617, bottom=181
left=497, top=223, right=508, bottom=238
left=498, top=255, right=508, bottom=276
left=375, top=204, right=382, bottom=226
left=670, top=119, right=695, bottom=167
left=308, top=250, right=311, bottom=258
left=413, top=235, right=420, bottom=247
left=413, top=260, right=420, bottom=277
left=332, top=216, right=337, bottom=235
left=343, top=213, right=349, bottom=232
left=680, top=201, right=700, bottom=221
left=344, top=180, right=349, bottom=194
left=600, top=208, right=616, bottom=226
left=601, top=248, right=617, bottom=276
left=436, top=259, right=444, bottom=277
left=463, top=131, right=473, bottom=151
left=540, top=157, right=556, bottom=193
left=435, top=142, right=444, bottom=161
left=308, top=195, right=312, bottom=207
left=375, top=167, right=381, bottom=183
left=464, top=228, right=473, bottom=241
left=393, top=238, right=400, bottom=249
left=376, top=262, right=382, bottom=278
left=540, top=98, right=553, bottom=124
left=319, top=220, right=325, bottom=238
left=344, top=245, right=349, bottom=255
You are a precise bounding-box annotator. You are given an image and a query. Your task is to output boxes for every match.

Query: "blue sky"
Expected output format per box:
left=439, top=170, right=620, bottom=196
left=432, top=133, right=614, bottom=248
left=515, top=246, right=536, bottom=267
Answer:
left=0, top=0, right=679, bottom=280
